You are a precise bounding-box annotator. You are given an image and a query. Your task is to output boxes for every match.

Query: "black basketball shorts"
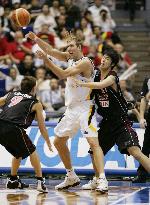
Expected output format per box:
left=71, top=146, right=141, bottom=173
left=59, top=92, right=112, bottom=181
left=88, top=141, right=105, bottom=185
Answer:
left=0, top=120, right=36, bottom=159
left=89, top=117, right=140, bottom=155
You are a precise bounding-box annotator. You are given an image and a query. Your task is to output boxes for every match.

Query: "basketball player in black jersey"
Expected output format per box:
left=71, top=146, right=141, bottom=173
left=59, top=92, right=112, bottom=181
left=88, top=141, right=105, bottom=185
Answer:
left=0, top=76, right=52, bottom=192
left=76, top=48, right=150, bottom=190
left=132, top=78, right=150, bottom=183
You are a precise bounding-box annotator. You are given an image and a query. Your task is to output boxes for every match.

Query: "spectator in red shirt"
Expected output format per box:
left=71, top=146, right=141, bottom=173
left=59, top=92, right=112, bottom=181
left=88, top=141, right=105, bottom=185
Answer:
left=4, top=31, right=33, bottom=64
left=0, top=26, right=8, bottom=56
left=37, top=24, right=55, bottom=47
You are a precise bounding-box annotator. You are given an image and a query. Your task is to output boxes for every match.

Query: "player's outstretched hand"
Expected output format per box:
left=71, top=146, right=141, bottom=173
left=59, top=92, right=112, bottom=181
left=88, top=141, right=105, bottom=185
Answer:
left=25, top=31, right=37, bottom=41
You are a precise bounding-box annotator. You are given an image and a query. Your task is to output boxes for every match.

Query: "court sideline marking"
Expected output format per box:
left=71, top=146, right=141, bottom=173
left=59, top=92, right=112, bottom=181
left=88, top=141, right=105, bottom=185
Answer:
left=109, top=187, right=147, bottom=205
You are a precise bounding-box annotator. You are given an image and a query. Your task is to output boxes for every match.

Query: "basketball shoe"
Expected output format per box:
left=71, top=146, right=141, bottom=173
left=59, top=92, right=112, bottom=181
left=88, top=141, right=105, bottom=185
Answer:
left=96, top=178, right=108, bottom=193
left=37, top=178, right=48, bottom=193
left=55, top=175, right=80, bottom=190
left=82, top=177, right=98, bottom=190
left=6, top=176, right=29, bottom=189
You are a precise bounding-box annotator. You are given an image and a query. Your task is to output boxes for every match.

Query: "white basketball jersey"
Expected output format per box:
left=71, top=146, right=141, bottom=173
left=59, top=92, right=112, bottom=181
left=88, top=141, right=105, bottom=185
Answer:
left=65, top=57, right=95, bottom=106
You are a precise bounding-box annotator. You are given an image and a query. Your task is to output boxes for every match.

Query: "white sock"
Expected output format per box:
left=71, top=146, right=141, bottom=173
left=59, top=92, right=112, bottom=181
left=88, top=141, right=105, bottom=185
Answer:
left=99, top=173, right=106, bottom=179
left=66, top=169, right=77, bottom=178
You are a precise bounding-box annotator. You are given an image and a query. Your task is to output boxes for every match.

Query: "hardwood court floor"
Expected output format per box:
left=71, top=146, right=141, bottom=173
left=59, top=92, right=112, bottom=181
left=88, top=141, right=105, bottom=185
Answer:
left=0, top=179, right=149, bottom=205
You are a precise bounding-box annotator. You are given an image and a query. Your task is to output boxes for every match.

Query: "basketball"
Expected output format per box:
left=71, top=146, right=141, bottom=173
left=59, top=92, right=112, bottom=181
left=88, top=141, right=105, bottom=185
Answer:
left=11, top=8, right=31, bottom=27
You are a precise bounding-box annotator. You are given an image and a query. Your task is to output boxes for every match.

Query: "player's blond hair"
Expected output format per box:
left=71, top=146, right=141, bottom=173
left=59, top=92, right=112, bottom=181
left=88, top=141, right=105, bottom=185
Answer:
left=64, top=30, right=83, bottom=47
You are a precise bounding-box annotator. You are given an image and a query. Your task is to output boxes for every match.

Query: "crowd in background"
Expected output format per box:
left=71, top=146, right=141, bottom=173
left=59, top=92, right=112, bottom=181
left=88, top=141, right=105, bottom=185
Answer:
left=0, top=0, right=143, bottom=121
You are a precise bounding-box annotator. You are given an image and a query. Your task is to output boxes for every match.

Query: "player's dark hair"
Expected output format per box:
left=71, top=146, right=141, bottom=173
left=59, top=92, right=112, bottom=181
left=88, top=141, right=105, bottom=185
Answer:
left=102, top=45, right=120, bottom=69
left=21, top=76, right=36, bottom=94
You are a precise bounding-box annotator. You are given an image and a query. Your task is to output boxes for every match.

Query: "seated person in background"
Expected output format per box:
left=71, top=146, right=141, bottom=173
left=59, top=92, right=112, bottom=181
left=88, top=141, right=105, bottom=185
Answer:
left=114, top=43, right=132, bottom=75
left=33, top=4, right=57, bottom=34
left=35, top=66, right=50, bottom=102
left=120, top=80, right=134, bottom=102
left=120, top=79, right=140, bottom=122
left=18, top=54, right=36, bottom=76
left=5, top=66, right=24, bottom=92
left=2, top=31, right=33, bottom=65
left=41, top=78, right=65, bottom=112
left=99, top=9, right=116, bottom=32
left=37, top=24, right=55, bottom=47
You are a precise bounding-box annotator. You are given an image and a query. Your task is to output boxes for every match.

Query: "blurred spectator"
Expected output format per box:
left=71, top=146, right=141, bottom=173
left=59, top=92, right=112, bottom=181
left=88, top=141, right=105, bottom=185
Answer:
left=87, top=45, right=101, bottom=67
left=83, top=10, right=94, bottom=29
left=0, top=26, right=8, bottom=56
left=73, top=0, right=89, bottom=12
left=74, top=28, right=89, bottom=56
left=0, top=6, right=12, bottom=32
left=120, top=80, right=135, bottom=102
left=91, top=26, right=103, bottom=47
left=33, top=4, right=57, bottom=33
left=49, top=0, right=60, bottom=18
left=114, top=43, right=132, bottom=74
left=0, top=6, right=4, bottom=17
left=80, top=17, right=94, bottom=46
left=0, top=30, right=33, bottom=64
left=41, top=78, right=65, bottom=112
left=54, top=27, right=68, bottom=50
left=64, top=0, right=81, bottom=29
left=18, top=54, right=36, bottom=76
left=37, top=24, right=55, bottom=47
left=99, top=9, right=116, bottom=32
left=88, top=0, right=110, bottom=26
left=35, top=66, right=50, bottom=102
left=55, top=15, right=67, bottom=34
left=59, top=5, right=66, bottom=16
left=28, top=0, right=42, bottom=24
left=104, top=0, right=116, bottom=11
left=12, top=0, right=21, bottom=10
left=5, top=66, right=23, bottom=92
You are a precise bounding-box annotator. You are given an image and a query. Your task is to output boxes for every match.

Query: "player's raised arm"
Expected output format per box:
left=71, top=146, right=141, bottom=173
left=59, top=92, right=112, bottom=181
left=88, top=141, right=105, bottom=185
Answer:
left=36, top=50, right=90, bottom=79
left=25, top=31, right=69, bottom=62
left=76, top=75, right=115, bottom=89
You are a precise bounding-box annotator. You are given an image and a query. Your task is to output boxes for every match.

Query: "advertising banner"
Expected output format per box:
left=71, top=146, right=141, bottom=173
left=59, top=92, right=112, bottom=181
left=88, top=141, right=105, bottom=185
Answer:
left=0, top=122, right=145, bottom=175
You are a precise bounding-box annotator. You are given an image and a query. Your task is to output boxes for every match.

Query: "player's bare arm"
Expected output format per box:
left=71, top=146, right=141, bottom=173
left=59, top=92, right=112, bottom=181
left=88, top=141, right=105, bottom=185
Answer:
left=76, top=75, right=115, bottom=89
left=0, top=95, right=7, bottom=106
left=25, top=31, right=69, bottom=62
left=36, top=50, right=92, bottom=79
left=32, top=102, right=53, bottom=152
left=140, top=97, right=147, bottom=128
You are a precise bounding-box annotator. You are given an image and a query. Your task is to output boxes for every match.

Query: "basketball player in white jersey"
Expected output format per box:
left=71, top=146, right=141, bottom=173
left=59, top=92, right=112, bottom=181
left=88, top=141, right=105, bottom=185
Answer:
left=26, top=31, right=108, bottom=192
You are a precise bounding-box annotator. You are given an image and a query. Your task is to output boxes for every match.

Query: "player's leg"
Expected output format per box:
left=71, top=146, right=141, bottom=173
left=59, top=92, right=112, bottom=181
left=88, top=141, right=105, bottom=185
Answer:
left=132, top=122, right=150, bottom=182
left=127, top=146, right=150, bottom=173
left=54, top=136, right=71, bottom=169
left=80, top=108, right=108, bottom=193
left=11, top=157, right=22, bottom=176
left=6, top=157, right=29, bottom=189
left=54, top=111, right=80, bottom=190
left=8, top=126, right=47, bottom=192
left=82, top=121, right=116, bottom=190
left=0, top=122, right=31, bottom=190
left=116, top=118, right=150, bottom=173
left=29, top=150, right=48, bottom=192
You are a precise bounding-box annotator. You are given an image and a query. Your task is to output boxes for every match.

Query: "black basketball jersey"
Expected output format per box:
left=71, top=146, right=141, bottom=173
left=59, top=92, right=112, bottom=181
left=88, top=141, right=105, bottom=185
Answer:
left=0, top=91, right=38, bottom=128
left=92, top=70, right=128, bottom=120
